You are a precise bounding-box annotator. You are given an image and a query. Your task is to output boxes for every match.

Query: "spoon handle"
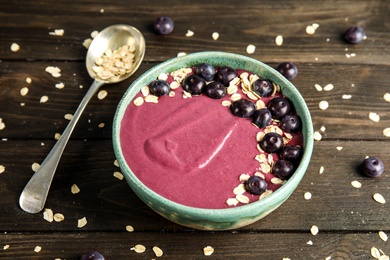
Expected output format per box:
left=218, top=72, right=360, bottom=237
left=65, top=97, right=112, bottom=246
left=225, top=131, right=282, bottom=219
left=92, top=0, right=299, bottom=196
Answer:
left=19, top=80, right=104, bottom=214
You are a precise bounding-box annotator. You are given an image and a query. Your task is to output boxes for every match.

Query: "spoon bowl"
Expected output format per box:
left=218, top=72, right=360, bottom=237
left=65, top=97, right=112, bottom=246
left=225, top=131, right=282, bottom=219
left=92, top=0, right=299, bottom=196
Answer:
left=19, top=24, right=145, bottom=214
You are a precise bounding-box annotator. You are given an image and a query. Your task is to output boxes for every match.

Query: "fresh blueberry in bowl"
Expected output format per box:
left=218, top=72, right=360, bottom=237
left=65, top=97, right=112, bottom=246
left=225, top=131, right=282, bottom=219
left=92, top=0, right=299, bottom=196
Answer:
left=280, top=145, right=303, bottom=163
left=252, top=79, right=274, bottom=97
left=245, top=176, right=267, bottom=195
left=204, top=81, right=227, bottom=99
left=149, top=80, right=170, bottom=96
left=196, top=63, right=216, bottom=81
left=252, top=108, right=272, bottom=128
left=80, top=251, right=105, bottom=260
left=216, top=66, right=237, bottom=86
left=362, top=156, right=384, bottom=177
left=280, top=114, right=302, bottom=133
left=260, top=132, right=284, bottom=153
left=230, top=99, right=256, bottom=118
left=268, top=97, right=292, bottom=120
left=273, top=159, right=295, bottom=180
left=153, top=16, right=174, bottom=35
left=182, top=74, right=206, bottom=95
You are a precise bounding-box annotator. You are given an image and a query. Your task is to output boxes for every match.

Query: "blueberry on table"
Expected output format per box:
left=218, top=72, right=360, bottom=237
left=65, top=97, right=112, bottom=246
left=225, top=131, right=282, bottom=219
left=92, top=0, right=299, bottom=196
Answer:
left=196, top=63, right=216, bottom=81
left=149, top=80, right=170, bottom=96
left=230, top=99, right=256, bottom=118
left=344, top=26, right=366, bottom=44
left=252, top=79, right=274, bottom=97
left=245, top=176, right=267, bottom=195
left=267, top=97, right=292, bottom=120
left=259, top=132, right=284, bottom=153
left=252, top=108, right=272, bottom=128
left=153, top=16, right=174, bottom=34
left=273, top=159, right=295, bottom=180
left=280, top=114, right=302, bottom=133
left=216, top=66, right=237, bottom=86
left=277, top=62, right=298, bottom=80
left=280, top=145, right=302, bottom=163
left=80, top=251, right=105, bottom=260
left=362, top=156, right=384, bottom=177
left=182, top=74, right=206, bottom=95
left=204, top=81, right=227, bottom=99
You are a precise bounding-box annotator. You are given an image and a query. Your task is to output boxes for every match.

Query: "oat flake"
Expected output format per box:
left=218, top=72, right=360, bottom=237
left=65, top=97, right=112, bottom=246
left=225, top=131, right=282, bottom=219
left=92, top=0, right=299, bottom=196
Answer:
left=371, top=247, right=381, bottom=259
left=323, top=84, right=334, bottom=91
left=226, top=198, right=239, bottom=206
left=351, top=180, right=362, bottom=188
left=383, top=93, right=390, bottom=102
left=342, top=94, right=352, bottom=99
left=236, top=194, right=250, bottom=204
left=373, top=193, right=386, bottom=204
left=185, top=30, right=194, bottom=37
left=131, top=244, right=146, bottom=253
left=55, top=82, right=65, bottom=89
left=64, top=114, right=73, bottom=120
left=40, top=95, right=49, bottom=103
left=304, top=192, right=312, bottom=200
left=314, top=84, right=322, bottom=91
left=113, top=171, right=124, bottom=180
left=318, top=100, right=329, bottom=110
left=71, top=184, right=80, bottom=194
left=97, top=90, right=108, bottom=100
left=310, top=225, right=319, bottom=235
left=369, top=112, right=380, bottom=122
left=153, top=246, right=163, bottom=257
left=32, top=162, right=40, bottom=172
left=212, top=32, right=219, bottom=40
left=203, top=246, right=214, bottom=256
left=20, top=87, right=29, bottom=96
left=275, top=35, right=283, bottom=46
left=54, top=133, right=61, bottom=140
left=177, top=52, right=187, bottom=57
left=77, top=217, right=87, bottom=228
left=54, top=213, right=65, bottom=222
left=383, top=128, right=390, bottom=137
left=246, top=44, right=256, bottom=54
left=379, top=231, right=388, bottom=242
left=0, top=165, right=5, bottom=174
left=34, top=246, right=42, bottom=253
left=10, top=43, right=20, bottom=52
left=133, top=97, right=144, bottom=106
left=43, top=208, right=54, bottom=222
left=3, top=244, right=10, bottom=250
left=126, top=225, right=134, bottom=232
left=314, top=131, right=322, bottom=141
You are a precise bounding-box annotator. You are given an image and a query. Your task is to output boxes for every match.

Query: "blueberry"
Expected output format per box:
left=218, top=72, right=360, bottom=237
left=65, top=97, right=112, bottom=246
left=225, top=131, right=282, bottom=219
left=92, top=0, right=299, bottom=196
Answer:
left=204, top=81, right=226, bottom=99
left=280, top=114, right=302, bottom=133
left=80, top=251, right=105, bottom=260
left=344, top=26, right=366, bottom=44
left=252, top=108, right=272, bottom=128
left=280, top=145, right=302, bottom=163
left=259, top=132, right=284, bottom=153
left=267, top=97, right=292, bottom=120
left=252, top=79, right=274, bottom=97
left=277, top=62, right=298, bottom=80
left=216, top=66, right=237, bottom=86
left=182, top=74, right=206, bottom=95
left=273, top=159, right=295, bottom=180
left=196, top=63, right=216, bottom=81
left=362, top=156, right=384, bottom=177
left=153, top=16, right=174, bottom=34
left=230, top=99, right=256, bottom=118
left=149, top=80, right=170, bottom=96
left=245, top=176, right=267, bottom=195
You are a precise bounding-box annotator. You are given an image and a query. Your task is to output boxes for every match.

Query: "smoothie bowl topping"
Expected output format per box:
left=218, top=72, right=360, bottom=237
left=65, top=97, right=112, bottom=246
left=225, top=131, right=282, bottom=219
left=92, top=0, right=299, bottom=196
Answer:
left=113, top=51, right=313, bottom=230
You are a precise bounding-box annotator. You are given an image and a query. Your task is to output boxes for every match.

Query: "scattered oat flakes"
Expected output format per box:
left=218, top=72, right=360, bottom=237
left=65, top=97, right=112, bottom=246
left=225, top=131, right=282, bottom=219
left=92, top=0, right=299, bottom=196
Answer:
left=26, top=77, right=32, bottom=84
left=212, top=32, right=219, bottom=40
left=323, top=84, right=334, bottom=91
left=91, top=30, right=99, bottom=38
left=114, top=159, right=119, bottom=167
left=275, top=35, right=283, bottom=46
left=126, top=225, right=134, bottom=232
left=113, top=171, right=124, bottom=180
left=3, top=244, right=10, bottom=250
left=319, top=166, right=324, bottom=174
left=373, top=193, right=386, bottom=204
left=185, top=30, right=194, bottom=37
left=383, top=93, right=390, bottom=102
left=271, top=177, right=284, bottom=185
left=246, top=44, right=256, bottom=54
left=231, top=93, right=242, bottom=101
left=318, top=100, right=329, bottom=110
left=153, top=246, right=163, bottom=257
left=98, top=122, right=105, bottom=128
left=336, top=146, right=343, bottom=151
left=0, top=119, right=4, bottom=130
left=233, top=183, right=246, bottom=195
left=10, top=43, right=20, bottom=52
left=342, top=94, right=352, bottom=99
left=177, top=52, right=187, bottom=57
left=77, top=217, right=87, bottom=228
left=54, top=213, right=65, bottom=222
left=45, top=66, right=62, bottom=77
left=371, top=247, right=381, bottom=259
left=203, top=246, right=214, bottom=256
left=304, top=192, right=312, bottom=200
left=43, top=208, right=54, bottom=222
left=226, top=198, right=239, bottom=206
left=221, top=100, right=231, bottom=107
left=71, top=184, right=80, bottom=194
left=133, top=96, right=144, bottom=106
left=83, top=38, right=92, bottom=49
left=49, top=29, right=65, bottom=36
left=369, top=112, right=380, bottom=122
left=54, top=133, right=61, bottom=140
left=307, top=240, right=313, bottom=245
left=0, top=165, right=5, bottom=174
left=64, top=114, right=73, bottom=120
left=379, top=231, right=388, bottom=242
left=314, top=84, right=322, bottom=91
left=351, top=180, right=362, bottom=188
left=145, top=95, right=159, bottom=103
left=32, top=162, right=40, bottom=172
left=55, top=82, right=65, bottom=89
left=383, top=128, right=390, bottom=137
left=97, top=90, right=108, bottom=100
left=20, top=87, right=29, bottom=96
left=34, top=246, right=42, bottom=253
left=40, top=95, right=49, bottom=103
left=306, top=23, right=319, bottom=35
left=310, top=225, right=319, bottom=235
left=131, top=244, right=146, bottom=253
left=314, top=131, right=322, bottom=141
left=236, top=194, right=250, bottom=204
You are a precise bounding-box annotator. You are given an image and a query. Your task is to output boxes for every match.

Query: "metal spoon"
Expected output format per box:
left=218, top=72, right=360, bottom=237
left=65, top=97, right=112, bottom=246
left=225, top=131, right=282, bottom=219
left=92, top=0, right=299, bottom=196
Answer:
left=19, top=24, right=145, bottom=214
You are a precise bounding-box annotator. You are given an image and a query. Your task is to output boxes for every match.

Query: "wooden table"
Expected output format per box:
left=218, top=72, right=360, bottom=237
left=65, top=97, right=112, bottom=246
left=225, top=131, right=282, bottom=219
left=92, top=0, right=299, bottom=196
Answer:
left=1, top=1, right=390, bottom=259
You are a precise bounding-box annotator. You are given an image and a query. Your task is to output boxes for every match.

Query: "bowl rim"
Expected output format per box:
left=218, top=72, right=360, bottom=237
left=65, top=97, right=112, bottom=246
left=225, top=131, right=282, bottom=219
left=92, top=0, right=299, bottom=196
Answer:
left=113, top=51, right=314, bottom=219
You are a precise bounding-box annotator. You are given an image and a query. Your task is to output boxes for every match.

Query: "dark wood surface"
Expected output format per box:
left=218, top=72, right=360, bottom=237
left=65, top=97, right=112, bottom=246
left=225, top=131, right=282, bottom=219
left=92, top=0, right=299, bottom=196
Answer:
left=1, top=1, right=390, bottom=259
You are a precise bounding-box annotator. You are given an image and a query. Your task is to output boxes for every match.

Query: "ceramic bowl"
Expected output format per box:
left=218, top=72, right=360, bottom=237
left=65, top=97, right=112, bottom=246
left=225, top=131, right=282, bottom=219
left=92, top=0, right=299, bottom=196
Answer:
left=113, top=51, right=313, bottom=230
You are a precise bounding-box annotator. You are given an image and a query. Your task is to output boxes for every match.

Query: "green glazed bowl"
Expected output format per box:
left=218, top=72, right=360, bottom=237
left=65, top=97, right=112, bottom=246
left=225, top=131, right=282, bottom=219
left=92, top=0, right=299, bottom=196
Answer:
left=113, top=51, right=313, bottom=230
